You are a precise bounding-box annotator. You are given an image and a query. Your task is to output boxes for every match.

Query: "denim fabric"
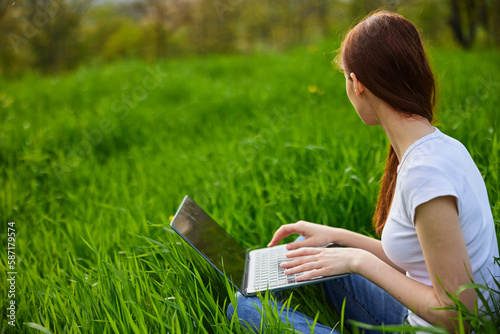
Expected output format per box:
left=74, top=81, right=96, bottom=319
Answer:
left=226, top=237, right=408, bottom=333
left=320, top=274, right=408, bottom=333
left=226, top=291, right=336, bottom=334
left=226, top=274, right=407, bottom=333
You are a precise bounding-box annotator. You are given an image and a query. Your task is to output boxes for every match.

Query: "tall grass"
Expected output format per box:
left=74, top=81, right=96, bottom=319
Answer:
left=0, top=44, right=499, bottom=333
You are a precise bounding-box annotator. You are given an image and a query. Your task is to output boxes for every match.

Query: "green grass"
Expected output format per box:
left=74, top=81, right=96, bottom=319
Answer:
left=0, top=44, right=499, bottom=333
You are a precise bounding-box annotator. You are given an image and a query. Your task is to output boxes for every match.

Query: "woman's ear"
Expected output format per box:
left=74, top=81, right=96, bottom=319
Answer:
left=350, top=73, right=365, bottom=97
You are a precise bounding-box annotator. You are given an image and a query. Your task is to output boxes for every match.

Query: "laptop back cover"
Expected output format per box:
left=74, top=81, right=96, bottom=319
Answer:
left=170, top=196, right=248, bottom=293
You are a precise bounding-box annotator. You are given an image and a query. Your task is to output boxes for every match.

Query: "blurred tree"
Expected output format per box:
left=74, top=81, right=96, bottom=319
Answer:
left=449, top=0, right=478, bottom=48
left=146, top=0, right=168, bottom=57
left=30, top=0, right=89, bottom=72
left=1, top=2, right=24, bottom=76
left=2, top=0, right=93, bottom=73
left=493, top=0, right=500, bottom=45
left=142, top=0, right=193, bottom=58
left=189, top=0, right=238, bottom=53
left=447, top=0, right=499, bottom=48
left=397, top=0, right=450, bottom=46
left=101, top=18, right=145, bottom=60
left=78, top=5, right=131, bottom=61
left=0, top=2, right=9, bottom=26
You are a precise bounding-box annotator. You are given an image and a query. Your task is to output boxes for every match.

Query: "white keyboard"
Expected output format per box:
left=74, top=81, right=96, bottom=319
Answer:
left=252, top=246, right=302, bottom=291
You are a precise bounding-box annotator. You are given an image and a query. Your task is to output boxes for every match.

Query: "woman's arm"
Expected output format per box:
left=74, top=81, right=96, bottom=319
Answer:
left=282, top=196, right=474, bottom=331
left=329, top=227, right=405, bottom=274
left=268, top=221, right=404, bottom=273
left=413, top=195, right=475, bottom=330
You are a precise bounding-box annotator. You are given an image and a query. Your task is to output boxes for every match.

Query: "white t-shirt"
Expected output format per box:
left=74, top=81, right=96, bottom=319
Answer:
left=381, top=128, right=500, bottom=329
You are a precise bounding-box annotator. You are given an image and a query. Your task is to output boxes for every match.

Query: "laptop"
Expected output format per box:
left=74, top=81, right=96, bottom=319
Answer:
left=170, top=195, right=348, bottom=296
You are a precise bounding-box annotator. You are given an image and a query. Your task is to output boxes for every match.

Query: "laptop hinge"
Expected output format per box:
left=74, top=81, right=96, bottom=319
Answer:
left=240, top=250, right=250, bottom=296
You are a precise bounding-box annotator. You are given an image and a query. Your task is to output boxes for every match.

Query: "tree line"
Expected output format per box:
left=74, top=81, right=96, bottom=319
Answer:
left=1, top=0, right=499, bottom=76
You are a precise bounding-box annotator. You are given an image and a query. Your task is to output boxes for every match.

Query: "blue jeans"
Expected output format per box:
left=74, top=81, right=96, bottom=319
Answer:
left=227, top=261, right=408, bottom=333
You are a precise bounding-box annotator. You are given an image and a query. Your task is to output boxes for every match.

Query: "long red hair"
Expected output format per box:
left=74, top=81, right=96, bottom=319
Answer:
left=335, top=11, right=436, bottom=235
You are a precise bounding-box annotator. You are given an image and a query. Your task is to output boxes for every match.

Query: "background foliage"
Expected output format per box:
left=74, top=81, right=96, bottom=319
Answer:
left=1, top=0, right=500, bottom=76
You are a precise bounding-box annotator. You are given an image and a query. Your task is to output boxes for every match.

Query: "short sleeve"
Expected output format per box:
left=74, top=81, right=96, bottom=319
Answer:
left=400, top=164, right=459, bottom=224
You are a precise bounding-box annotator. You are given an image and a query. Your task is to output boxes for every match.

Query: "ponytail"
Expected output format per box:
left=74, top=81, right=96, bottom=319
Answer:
left=373, top=145, right=399, bottom=235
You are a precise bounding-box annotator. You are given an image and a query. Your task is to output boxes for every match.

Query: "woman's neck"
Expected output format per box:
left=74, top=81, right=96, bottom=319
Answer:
left=377, top=105, right=435, bottom=163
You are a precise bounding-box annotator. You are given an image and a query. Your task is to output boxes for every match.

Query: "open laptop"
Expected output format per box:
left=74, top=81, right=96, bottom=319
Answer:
left=170, top=195, right=348, bottom=296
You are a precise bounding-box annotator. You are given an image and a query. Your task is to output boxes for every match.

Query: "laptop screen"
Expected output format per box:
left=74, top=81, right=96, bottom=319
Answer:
left=170, top=196, right=248, bottom=289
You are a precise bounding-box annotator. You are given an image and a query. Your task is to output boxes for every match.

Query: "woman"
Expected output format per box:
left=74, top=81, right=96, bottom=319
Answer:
left=226, top=10, right=499, bottom=333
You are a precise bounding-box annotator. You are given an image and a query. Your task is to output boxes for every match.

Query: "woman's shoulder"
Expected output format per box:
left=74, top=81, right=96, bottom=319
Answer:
left=398, top=128, right=472, bottom=175
left=396, top=128, right=487, bottom=207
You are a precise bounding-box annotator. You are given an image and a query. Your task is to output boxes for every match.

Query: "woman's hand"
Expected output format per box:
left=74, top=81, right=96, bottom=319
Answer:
left=267, top=220, right=337, bottom=250
left=281, top=247, right=365, bottom=281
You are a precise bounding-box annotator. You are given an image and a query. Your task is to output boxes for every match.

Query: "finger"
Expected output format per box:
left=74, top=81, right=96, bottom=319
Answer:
left=286, top=247, right=322, bottom=258
left=284, top=261, right=322, bottom=276
left=267, top=223, right=302, bottom=247
left=295, top=269, right=329, bottom=281
left=286, top=238, right=317, bottom=250
left=280, top=254, right=317, bottom=268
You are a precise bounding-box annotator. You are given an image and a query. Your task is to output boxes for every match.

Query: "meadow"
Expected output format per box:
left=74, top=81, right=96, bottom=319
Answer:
left=0, top=42, right=499, bottom=333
